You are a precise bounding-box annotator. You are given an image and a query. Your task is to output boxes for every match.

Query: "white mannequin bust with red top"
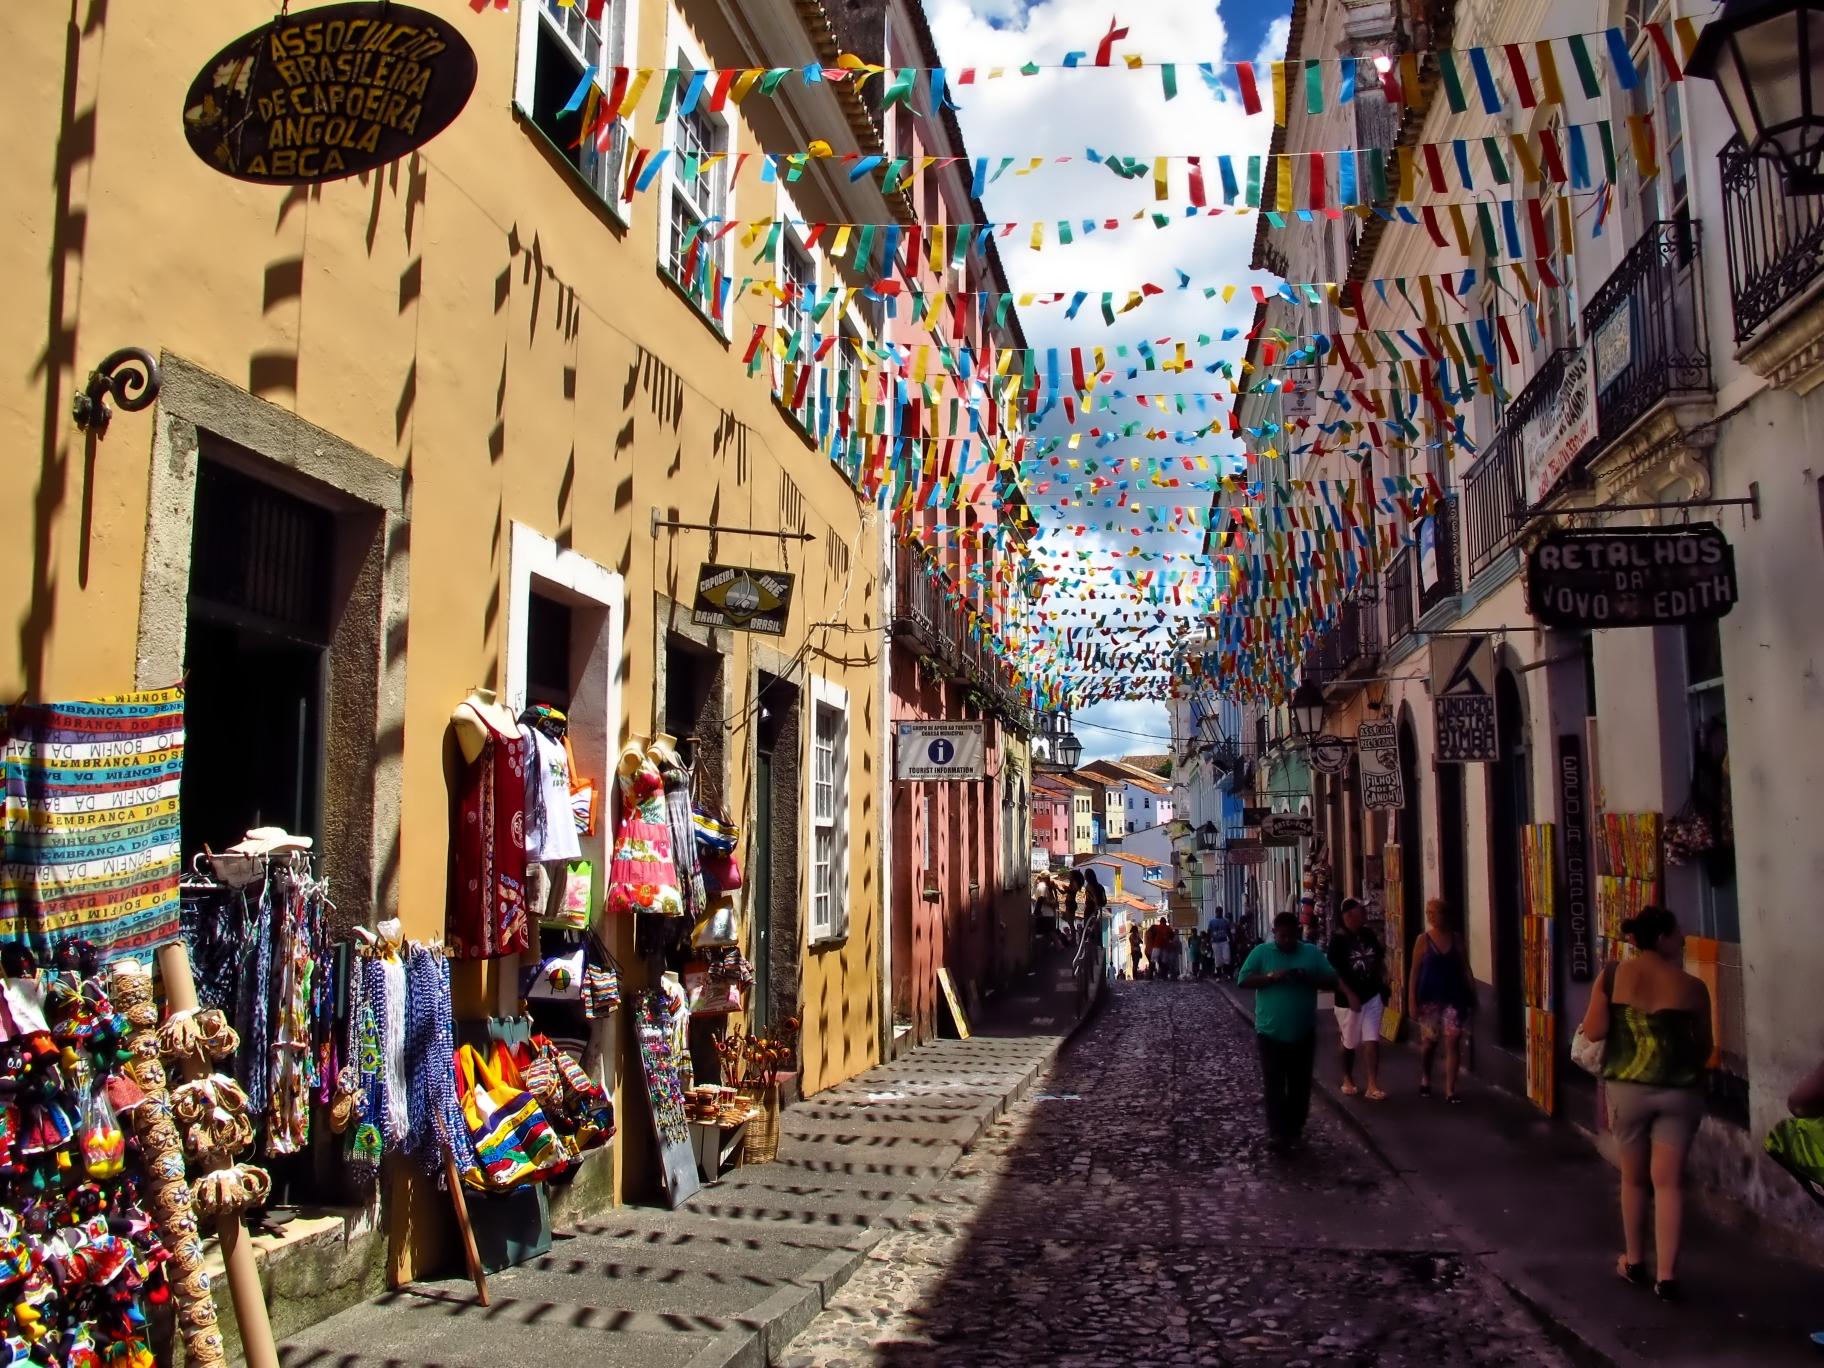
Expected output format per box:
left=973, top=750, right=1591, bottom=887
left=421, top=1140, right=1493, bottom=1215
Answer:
left=451, top=687, right=519, bottom=763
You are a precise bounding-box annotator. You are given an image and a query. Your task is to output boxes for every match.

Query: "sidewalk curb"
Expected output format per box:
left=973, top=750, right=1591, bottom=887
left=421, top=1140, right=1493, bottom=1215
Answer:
left=1211, top=984, right=1619, bottom=1368
left=681, top=972, right=1096, bottom=1368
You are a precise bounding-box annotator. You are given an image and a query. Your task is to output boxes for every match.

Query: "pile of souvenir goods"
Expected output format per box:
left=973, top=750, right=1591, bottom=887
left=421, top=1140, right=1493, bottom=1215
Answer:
left=1, top=943, right=177, bottom=1368
left=713, top=1018, right=799, bottom=1165
left=683, top=1085, right=752, bottom=1127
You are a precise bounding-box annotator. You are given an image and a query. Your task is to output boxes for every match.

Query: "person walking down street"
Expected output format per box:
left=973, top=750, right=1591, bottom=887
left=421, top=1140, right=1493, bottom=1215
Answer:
left=1145, top=916, right=1171, bottom=980
left=1032, top=873, right=1058, bottom=951
left=1208, top=908, right=1233, bottom=980
left=1127, top=922, right=1144, bottom=980
left=1408, top=898, right=1476, bottom=1103
left=1577, top=906, right=1712, bottom=1302
left=1238, top=912, right=1337, bottom=1154
left=1080, top=869, right=1108, bottom=950
left=1327, top=898, right=1390, bottom=1101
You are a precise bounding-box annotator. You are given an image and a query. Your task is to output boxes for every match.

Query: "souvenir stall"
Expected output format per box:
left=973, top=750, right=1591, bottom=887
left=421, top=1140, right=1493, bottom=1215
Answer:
left=439, top=689, right=617, bottom=1271
left=596, top=730, right=772, bottom=1206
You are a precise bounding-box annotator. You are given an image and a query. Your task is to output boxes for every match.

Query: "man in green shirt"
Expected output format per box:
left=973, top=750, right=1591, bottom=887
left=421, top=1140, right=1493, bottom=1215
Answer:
left=1238, top=912, right=1338, bottom=1153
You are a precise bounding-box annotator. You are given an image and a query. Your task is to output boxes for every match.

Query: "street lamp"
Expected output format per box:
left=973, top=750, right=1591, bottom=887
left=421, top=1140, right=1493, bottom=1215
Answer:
left=1688, top=0, right=1824, bottom=194
left=1055, top=728, right=1083, bottom=769
left=1196, top=821, right=1220, bottom=851
left=1289, top=680, right=1327, bottom=743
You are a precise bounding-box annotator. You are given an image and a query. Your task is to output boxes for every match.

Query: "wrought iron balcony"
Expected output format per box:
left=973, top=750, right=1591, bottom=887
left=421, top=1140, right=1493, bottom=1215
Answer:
left=1720, top=135, right=1824, bottom=343
left=1582, top=217, right=1711, bottom=450
left=1385, top=546, right=1417, bottom=647
left=1305, top=577, right=1382, bottom=686
left=1463, top=348, right=1572, bottom=581
left=893, top=541, right=1024, bottom=704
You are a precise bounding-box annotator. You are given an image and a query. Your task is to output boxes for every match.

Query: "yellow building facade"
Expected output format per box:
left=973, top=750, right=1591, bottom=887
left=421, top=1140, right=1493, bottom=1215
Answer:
left=4, top=0, right=897, bottom=1244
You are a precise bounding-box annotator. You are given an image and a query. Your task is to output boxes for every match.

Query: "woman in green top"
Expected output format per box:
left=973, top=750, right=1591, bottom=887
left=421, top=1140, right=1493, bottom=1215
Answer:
left=1577, top=906, right=1712, bottom=1303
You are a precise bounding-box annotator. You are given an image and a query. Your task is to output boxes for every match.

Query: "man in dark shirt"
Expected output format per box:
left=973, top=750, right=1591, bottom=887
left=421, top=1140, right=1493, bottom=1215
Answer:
left=1326, top=898, right=1389, bottom=1100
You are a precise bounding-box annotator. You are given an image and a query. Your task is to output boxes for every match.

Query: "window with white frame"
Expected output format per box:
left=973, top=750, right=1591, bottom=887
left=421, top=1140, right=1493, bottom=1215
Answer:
left=514, top=0, right=632, bottom=211
left=1619, top=0, right=1690, bottom=230
left=664, top=64, right=730, bottom=317
left=809, top=678, right=850, bottom=941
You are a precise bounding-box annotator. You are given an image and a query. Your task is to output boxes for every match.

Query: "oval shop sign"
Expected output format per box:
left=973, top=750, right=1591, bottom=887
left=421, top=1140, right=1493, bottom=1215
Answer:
left=182, top=3, right=477, bottom=185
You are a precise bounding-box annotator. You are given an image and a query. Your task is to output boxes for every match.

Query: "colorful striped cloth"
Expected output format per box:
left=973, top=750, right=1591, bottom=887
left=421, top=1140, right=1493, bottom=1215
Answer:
left=1, top=685, right=184, bottom=963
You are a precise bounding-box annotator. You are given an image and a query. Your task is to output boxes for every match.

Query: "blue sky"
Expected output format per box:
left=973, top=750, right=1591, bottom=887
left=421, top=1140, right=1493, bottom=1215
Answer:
left=926, top=1, right=1291, bottom=761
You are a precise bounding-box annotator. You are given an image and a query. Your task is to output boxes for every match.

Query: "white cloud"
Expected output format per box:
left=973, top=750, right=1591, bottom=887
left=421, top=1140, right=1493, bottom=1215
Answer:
left=927, top=1, right=1289, bottom=729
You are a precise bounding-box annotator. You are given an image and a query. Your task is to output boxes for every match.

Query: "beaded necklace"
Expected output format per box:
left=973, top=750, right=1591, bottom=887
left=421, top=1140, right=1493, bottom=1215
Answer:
left=403, top=945, right=477, bottom=1180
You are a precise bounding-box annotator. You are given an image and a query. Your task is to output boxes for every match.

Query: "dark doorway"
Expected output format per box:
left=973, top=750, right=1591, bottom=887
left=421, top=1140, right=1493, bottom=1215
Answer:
left=754, top=672, right=801, bottom=1027
left=182, top=459, right=334, bottom=854
left=1436, top=759, right=1469, bottom=963
left=1397, top=713, right=1424, bottom=965
left=663, top=635, right=726, bottom=806
left=1488, top=669, right=1532, bottom=1051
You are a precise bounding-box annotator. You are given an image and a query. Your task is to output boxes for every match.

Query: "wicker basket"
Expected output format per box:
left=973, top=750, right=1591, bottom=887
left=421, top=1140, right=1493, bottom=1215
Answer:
left=742, top=1083, right=781, bottom=1164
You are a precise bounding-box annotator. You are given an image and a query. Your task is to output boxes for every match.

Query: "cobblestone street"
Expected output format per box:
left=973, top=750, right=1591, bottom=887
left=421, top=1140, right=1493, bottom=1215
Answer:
left=783, top=979, right=1566, bottom=1367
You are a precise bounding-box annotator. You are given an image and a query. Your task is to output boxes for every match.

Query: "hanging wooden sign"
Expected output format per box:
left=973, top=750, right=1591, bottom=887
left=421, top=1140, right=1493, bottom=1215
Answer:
left=1357, top=718, right=1405, bottom=810
left=692, top=564, right=795, bottom=635
left=182, top=3, right=477, bottom=185
left=1527, top=525, right=1738, bottom=629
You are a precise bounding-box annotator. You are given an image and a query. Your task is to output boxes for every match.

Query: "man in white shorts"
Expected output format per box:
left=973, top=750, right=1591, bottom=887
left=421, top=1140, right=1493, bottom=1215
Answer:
left=1207, top=907, right=1233, bottom=979
left=1325, top=898, right=1389, bottom=1100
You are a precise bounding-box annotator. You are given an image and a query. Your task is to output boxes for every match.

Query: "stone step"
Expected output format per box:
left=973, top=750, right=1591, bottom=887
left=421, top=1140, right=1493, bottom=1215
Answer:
left=276, top=1288, right=716, bottom=1368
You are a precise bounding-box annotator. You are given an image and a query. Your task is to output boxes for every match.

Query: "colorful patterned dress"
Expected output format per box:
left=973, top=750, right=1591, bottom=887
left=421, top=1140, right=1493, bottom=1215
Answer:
left=450, top=705, right=530, bottom=959
left=606, top=743, right=684, bottom=916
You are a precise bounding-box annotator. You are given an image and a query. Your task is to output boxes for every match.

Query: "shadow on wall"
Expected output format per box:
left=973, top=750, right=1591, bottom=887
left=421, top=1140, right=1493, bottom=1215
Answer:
left=22, top=1, right=108, bottom=698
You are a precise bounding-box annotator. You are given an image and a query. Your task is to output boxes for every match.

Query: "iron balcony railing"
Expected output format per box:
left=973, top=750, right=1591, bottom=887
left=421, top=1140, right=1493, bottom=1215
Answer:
left=1463, top=348, right=1572, bottom=580
left=1582, top=217, right=1711, bottom=449
left=1305, top=576, right=1382, bottom=685
left=1720, top=136, right=1824, bottom=343
left=1385, top=546, right=1417, bottom=646
left=893, top=542, right=1025, bottom=707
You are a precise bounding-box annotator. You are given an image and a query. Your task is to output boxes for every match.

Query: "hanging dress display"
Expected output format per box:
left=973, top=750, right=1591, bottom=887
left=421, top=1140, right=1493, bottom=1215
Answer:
left=449, top=703, right=530, bottom=960
left=650, top=738, right=706, bottom=923
left=605, top=742, right=683, bottom=917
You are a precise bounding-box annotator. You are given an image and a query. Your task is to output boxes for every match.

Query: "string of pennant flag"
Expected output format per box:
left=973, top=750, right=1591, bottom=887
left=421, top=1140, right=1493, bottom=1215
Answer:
left=459, top=6, right=1687, bottom=707
left=473, top=1, right=1700, bottom=127
left=632, top=114, right=1652, bottom=210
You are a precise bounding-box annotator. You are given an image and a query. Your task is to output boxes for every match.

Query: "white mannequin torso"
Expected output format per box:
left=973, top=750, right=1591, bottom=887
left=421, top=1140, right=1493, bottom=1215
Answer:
left=452, top=689, right=520, bottom=764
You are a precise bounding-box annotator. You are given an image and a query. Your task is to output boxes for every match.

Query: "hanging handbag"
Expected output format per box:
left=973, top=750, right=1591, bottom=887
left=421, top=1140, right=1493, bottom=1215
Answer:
left=518, top=1034, right=614, bottom=1152
left=702, top=851, right=743, bottom=894
left=1570, top=963, right=1616, bottom=1076
left=565, top=735, right=599, bottom=838
left=542, top=860, right=592, bottom=932
left=454, top=1043, right=567, bottom=1190
left=581, top=933, right=622, bottom=1019
left=692, top=898, right=741, bottom=948
left=682, top=961, right=744, bottom=1017
left=692, top=806, right=739, bottom=855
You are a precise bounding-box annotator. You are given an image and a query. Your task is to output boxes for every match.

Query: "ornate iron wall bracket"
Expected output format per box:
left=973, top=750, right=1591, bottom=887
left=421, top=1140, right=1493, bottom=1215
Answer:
left=71, top=347, right=161, bottom=437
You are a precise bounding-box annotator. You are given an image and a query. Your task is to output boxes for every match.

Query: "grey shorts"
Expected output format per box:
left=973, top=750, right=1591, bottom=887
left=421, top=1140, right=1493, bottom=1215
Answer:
left=1606, top=1080, right=1705, bottom=1148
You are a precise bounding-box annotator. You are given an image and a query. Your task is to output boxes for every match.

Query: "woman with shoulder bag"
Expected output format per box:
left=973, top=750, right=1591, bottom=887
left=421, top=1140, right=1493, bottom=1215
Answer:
left=1407, top=898, right=1475, bottom=1103
left=1576, top=906, right=1712, bottom=1303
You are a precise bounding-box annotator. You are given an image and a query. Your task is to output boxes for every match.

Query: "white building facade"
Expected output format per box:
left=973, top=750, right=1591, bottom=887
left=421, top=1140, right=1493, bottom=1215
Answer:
left=1232, top=0, right=1824, bottom=1237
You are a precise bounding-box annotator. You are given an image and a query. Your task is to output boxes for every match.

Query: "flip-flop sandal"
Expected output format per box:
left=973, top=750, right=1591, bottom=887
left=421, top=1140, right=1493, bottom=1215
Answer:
left=1365, top=1088, right=1389, bottom=1101
left=1341, top=1081, right=1360, bottom=1097
left=1446, top=1094, right=1464, bottom=1105
left=1419, top=1083, right=1432, bottom=1098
